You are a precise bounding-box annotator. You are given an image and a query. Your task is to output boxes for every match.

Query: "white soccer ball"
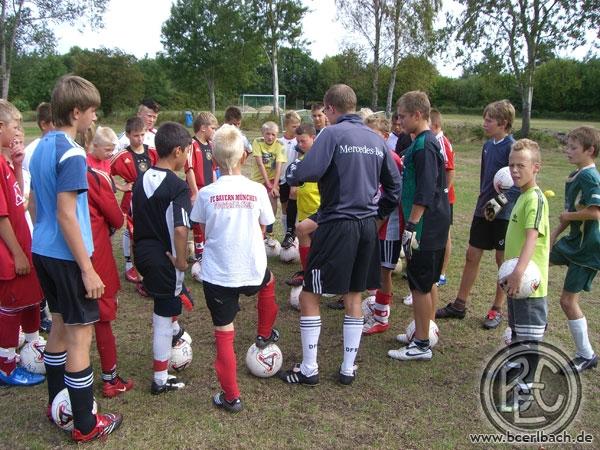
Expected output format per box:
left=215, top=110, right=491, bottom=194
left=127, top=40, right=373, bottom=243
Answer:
left=191, top=260, right=202, bottom=282
left=289, top=285, right=302, bottom=310
left=169, top=338, right=193, bottom=372
left=498, top=257, right=542, bottom=299
left=51, top=388, right=98, bottom=432
left=502, top=326, right=513, bottom=346
left=404, top=320, right=439, bottom=347
left=245, top=343, right=283, bottom=378
left=18, top=327, right=25, bottom=349
left=19, top=340, right=46, bottom=374
left=361, top=295, right=376, bottom=318
left=265, top=240, right=281, bottom=258
left=280, top=238, right=300, bottom=263
left=493, top=166, right=514, bottom=193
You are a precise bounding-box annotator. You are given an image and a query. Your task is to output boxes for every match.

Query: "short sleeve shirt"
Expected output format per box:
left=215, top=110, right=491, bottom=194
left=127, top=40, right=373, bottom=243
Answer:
left=436, top=131, right=456, bottom=204
left=184, top=137, right=214, bottom=189
left=29, top=130, right=93, bottom=260
left=251, top=138, right=287, bottom=182
left=190, top=175, right=275, bottom=287
left=279, top=136, right=298, bottom=183
left=504, top=186, right=550, bottom=297
left=553, top=165, right=600, bottom=270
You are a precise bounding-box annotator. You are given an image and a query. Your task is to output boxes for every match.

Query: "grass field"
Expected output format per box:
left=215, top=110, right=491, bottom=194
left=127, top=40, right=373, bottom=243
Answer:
left=2, top=117, right=599, bottom=449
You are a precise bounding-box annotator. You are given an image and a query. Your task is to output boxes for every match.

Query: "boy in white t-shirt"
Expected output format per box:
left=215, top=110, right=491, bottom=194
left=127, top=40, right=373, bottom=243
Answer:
left=190, top=124, right=279, bottom=413
left=279, top=111, right=301, bottom=248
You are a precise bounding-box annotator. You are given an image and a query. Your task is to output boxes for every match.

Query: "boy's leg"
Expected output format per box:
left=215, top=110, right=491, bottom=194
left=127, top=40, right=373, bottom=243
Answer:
left=439, top=231, right=451, bottom=285
left=482, top=249, right=507, bottom=329
left=192, top=224, right=204, bottom=262
left=152, top=313, right=175, bottom=388
left=286, top=218, right=316, bottom=286
left=44, top=314, right=67, bottom=405
left=561, top=290, right=597, bottom=368
left=363, top=268, right=393, bottom=335
left=299, top=292, right=321, bottom=377
left=341, top=292, right=363, bottom=379
left=255, top=271, right=279, bottom=346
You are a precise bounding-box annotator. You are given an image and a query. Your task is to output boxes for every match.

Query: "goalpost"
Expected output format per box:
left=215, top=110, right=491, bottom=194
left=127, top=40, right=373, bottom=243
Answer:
left=240, top=94, right=286, bottom=113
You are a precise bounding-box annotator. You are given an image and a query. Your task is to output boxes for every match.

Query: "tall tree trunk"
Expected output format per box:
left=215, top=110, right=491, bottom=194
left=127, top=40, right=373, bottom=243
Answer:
left=521, top=81, right=533, bottom=138
left=272, top=44, right=279, bottom=116
left=0, top=0, right=8, bottom=100
left=371, top=0, right=382, bottom=110
left=2, top=70, right=10, bottom=99
left=385, top=64, right=398, bottom=118
left=207, top=77, right=216, bottom=114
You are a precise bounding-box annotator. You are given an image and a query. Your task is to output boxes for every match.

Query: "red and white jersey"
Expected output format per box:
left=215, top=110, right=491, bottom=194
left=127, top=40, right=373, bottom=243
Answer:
left=116, top=128, right=157, bottom=152
left=436, top=131, right=455, bottom=205
left=379, top=150, right=404, bottom=241
left=185, top=137, right=215, bottom=189
left=87, top=162, right=123, bottom=297
left=279, top=135, right=297, bottom=183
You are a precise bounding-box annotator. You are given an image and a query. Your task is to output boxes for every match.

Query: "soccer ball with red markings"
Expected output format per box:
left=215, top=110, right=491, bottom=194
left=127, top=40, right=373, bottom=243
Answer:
left=19, top=339, right=46, bottom=374
left=169, top=338, right=193, bottom=372
left=493, top=166, right=514, bottom=193
left=51, top=388, right=98, bottom=432
left=498, top=258, right=541, bottom=299
left=245, top=343, right=283, bottom=378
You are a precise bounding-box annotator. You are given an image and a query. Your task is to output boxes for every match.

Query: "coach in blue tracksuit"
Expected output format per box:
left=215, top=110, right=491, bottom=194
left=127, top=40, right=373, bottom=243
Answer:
left=279, top=84, right=401, bottom=387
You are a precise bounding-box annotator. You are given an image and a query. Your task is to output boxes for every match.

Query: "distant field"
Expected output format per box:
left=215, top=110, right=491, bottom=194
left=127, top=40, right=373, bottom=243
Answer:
left=443, top=114, right=599, bottom=133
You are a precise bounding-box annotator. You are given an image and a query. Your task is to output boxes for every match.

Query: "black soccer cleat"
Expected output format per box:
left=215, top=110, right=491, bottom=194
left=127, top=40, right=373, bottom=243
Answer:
left=278, top=363, right=319, bottom=386
left=338, top=365, right=357, bottom=386
left=150, top=375, right=185, bottom=395
left=285, top=271, right=304, bottom=287
left=281, top=232, right=296, bottom=249
left=212, top=392, right=243, bottom=413
left=255, top=328, right=280, bottom=349
left=570, top=354, right=598, bottom=373
left=435, top=302, right=466, bottom=319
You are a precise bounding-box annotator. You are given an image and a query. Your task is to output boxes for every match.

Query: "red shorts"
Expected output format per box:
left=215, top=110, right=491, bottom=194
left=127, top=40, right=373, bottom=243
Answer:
left=0, top=271, right=43, bottom=309
left=98, top=296, right=117, bottom=322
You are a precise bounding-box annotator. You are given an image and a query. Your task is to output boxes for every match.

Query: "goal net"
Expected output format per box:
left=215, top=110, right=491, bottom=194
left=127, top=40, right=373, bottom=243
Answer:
left=240, top=94, right=286, bottom=113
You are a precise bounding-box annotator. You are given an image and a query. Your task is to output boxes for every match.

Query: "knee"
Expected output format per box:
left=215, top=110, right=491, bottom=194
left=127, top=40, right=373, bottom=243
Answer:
left=464, top=247, right=481, bottom=265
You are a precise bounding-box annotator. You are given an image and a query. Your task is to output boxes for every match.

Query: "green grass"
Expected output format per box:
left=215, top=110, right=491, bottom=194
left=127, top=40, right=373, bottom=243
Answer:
left=5, top=119, right=600, bottom=449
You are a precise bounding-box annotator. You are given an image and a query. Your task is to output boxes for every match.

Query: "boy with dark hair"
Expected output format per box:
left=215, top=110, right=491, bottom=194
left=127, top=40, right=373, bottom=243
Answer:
left=190, top=124, right=279, bottom=413
left=30, top=75, right=122, bottom=442
left=279, top=84, right=401, bottom=385
left=223, top=106, right=251, bottom=154
left=436, top=100, right=518, bottom=329
left=111, top=116, right=158, bottom=288
left=132, top=122, right=194, bottom=394
left=311, top=102, right=327, bottom=134
left=550, top=126, right=600, bottom=372
left=0, top=100, right=45, bottom=387
left=387, top=91, right=450, bottom=361
left=117, top=98, right=160, bottom=151
left=23, top=102, right=54, bottom=171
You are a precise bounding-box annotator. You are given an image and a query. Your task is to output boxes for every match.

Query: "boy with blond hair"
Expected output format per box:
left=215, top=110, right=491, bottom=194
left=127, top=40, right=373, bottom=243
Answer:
left=550, top=126, right=600, bottom=372
left=0, top=100, right=46, bottom=387
left=388, top=91, right=449, bottom=361
left=185, top=112, right=218, bottom=263
left=252, top=121, right=286, bottom=246
left=436, top=100, right=518, bottom=329
left=31, top=75, right=122, bottom=442
left=280, top=111, right=301, bottom=248
left=190, top=124, right=279, bottom=412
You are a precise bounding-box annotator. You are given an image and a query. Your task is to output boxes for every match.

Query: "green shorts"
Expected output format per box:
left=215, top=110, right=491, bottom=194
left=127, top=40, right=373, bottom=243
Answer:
left=550, top=247, right=598, bottom=293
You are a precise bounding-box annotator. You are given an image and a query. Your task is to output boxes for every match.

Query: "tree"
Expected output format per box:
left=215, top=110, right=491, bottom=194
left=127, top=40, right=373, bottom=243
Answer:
left=317, top=48, right=371, bottom=106
left=10, top=52, right=67, bottom=108
left=0, top=0, right=107, bottom=99
left=250, top=0, right=307, bottom=115
left=453, top=0, right=600, bottom=136
left=277, top=47, right=319, bottom=108
left=162, top=0, right=259, bottom=113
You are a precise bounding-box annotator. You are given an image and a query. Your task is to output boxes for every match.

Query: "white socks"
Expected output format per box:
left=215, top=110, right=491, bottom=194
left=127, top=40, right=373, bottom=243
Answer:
left=123, top=230, right=132, bottom=270
left=153, top=313, right=173, bottom=384
left=342, top=315, right=363, bottom=375
left=300, top=316, right=321, bottom=376
left=568, top=317, right=595, bottom=359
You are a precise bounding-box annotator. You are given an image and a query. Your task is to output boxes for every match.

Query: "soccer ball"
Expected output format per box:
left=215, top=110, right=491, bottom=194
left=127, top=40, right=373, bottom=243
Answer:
left=265, top=240, right=281, bottom=258
left=18, top=327, right=25, bottom=349
left=289, top=285, right=302, bottom=310
left=502, top=326, right=513, bottom=346
left=493, top=166, right=514, bottom=193
left=191, top=260, right=202, bottom=282
left=280, top=238, right=300, bottom=263
left=19, top=339, right=46, bottom=374
left=361, top=295, right=376, bottom=318
left=245, top=343, right=283, bottom=378
left=404, top=320, right=439, bottom=347
left=498, top=258, right=541, bottom=299
left=51, top=388, right=98, bottom=432
left=169, top=338, right=193, bottom=372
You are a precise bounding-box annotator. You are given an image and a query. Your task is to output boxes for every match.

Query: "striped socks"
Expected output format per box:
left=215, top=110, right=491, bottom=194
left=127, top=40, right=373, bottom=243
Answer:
left=342, top=316, right=363, bottom=376
left=300, top=316, right=321, bottom=377
left=65, top=366, right=96, bottom=434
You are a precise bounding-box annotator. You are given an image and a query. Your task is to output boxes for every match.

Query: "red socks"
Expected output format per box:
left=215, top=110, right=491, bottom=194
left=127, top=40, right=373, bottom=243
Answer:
left=299, top=246, right=310, bottom=272
left=375, top=291, right=393, bottom=306
left=20, top=305, right=40, bottom=334
left=0, top=307, right=20, bottom=349
left=94, top=321, right=117, bottom=374
left=214, top=330, right=239, bottom=401
left=256, top=276, right=278, bottom=338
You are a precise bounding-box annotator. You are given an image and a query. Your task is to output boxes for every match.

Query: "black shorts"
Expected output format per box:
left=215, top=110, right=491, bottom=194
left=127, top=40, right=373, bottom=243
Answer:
left=203, top=269, right=271, bottom=326
left=32, top=254, right=99, bottom=325
left=380, top=239, right=401, bottom=269
left=303, top=218, right=380, bottom=295
left=407, top=248, right=445, bottom=294
left=449, top=204, right=454, bottom=225
left=468, top=216, right=508, bottom=251
left=279, top=182, right=291, bottom=203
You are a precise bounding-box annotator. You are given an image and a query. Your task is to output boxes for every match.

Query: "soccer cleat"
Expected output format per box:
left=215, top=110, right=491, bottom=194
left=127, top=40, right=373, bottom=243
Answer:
left=102, top=375, right=135, bottom=398
left=285, top=271, right=304, bottom=287
left=436, top=274, right=447, bottom=287
left=135, top=282, right=149, bottom=297
left=396, top=333, right=411, bottom=344
left=483, top=309, right=503, bottom=329
left=0, top=366, right=45, bottom=386
left=281, top=232, right=296, bottom=249
left=435, top=302, right=466, bottom=319
left=264, top=235, right=278, bottom=248
left=255, top=328, right=280, bottom=349
left=402, top=293, right=413, bottom=306
left=278, top=363, right=319, bottom=386
left=150, top=375, right=185, bottom=395
left=172, top=327, right=192, bottom=347
left=388, top=341, right=432, bottom=361
left=212, top=392, right=243, bottom=413
left=71, top=413, right=123, bottom=442
left=338, top=365, right=357, bottom=385
left=326, top=296, right=345, bottom=310
left=570, top=354, right=598, bottom=373
left=362, top=317, right=389, bottom=335
left=125, top=266, right=140, bottom=283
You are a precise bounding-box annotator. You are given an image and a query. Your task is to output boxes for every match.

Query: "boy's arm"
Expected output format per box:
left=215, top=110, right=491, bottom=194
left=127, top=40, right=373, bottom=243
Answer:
left=501, top=228, right=539, bottom=298
left=271, top=162, right=282, bottom=197
left=166, top=226, right=189, bottom=271
left=165, top=183, right=192, bottom=271
left=377, top=150, right=401, bottom=220
left=559, top=205, right=600, bottom=223
left=285, top=130, right=335, bottom=185
left=254, top=156, right=271, bottom=188
left=111, top=175, right=133, bottom=193
left=0, top=217, right=29, bottom=275
left=446, top=169, right=455, bottom=189
left=57, top=191, right=105, bottom=299
left=186, top=170, right=199, bottom=203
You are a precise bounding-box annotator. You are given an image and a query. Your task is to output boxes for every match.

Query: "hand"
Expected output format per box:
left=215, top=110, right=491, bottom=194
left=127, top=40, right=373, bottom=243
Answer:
left=499, top=268, right=524, bottom=298
left=10, top=143, right=25, bottom=166
left=401, top=222, right=419, bottom=260
left=166, top=251, right=188, bottom=271
left=271, top=185, right=280, bottom=198
left=558, top=211, right=571, bottom=224
left=14, top=249, right=30, bottom=275
left=81, top=268, right=105, bottom=299
left=484, top=193, right=508, bottom=221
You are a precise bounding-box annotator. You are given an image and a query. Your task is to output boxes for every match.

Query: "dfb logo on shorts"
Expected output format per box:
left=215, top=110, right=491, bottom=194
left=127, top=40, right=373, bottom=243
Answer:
left=480, top=341, right=582, bottom=435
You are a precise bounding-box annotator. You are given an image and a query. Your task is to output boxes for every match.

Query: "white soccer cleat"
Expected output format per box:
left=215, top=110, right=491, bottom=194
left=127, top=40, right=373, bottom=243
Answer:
left=388, top=342, right=432, bottom=361
left=396, top=333, right=410, bottom=344
left=191, top=261, right=202, bottom=282
left=403, top=293, right=413, bottom=306
left=362, top=316, right=389, bottom=335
